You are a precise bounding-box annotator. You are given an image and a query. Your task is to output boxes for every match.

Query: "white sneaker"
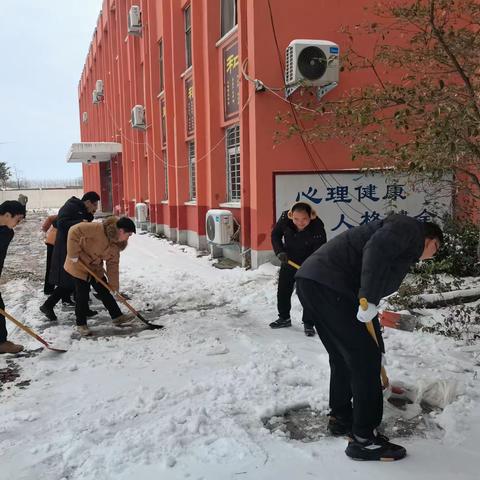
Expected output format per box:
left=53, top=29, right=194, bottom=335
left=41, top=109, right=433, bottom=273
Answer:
left=112, top=313, right=136, bottom=326
left=76, top=325, right=92, bottom=337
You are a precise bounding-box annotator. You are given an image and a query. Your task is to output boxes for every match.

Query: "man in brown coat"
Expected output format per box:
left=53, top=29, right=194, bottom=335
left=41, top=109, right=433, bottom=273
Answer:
left=65, top=216, right=136, bottom=336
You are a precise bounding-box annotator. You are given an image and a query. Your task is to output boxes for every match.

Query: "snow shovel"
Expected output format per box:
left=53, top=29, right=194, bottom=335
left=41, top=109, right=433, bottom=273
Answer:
left=286, top=262, right=405, bottom=399
left=360, top=299, right=409, bottom=399
left=288, top=260, right=390, bottom=387
left=78, top=261, right=164, bottom=330
left=0, top=307, right=67, bottom=353
left=379, top=310, right=418, bottom=332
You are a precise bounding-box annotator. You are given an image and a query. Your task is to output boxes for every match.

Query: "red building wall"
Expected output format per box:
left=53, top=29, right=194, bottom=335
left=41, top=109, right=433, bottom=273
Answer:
left=77, top=0, right=403, bottom=267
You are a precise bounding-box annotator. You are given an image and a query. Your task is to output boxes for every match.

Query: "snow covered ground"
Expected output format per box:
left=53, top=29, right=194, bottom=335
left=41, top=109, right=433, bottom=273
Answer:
left=1, top=213, right=479, bottom=479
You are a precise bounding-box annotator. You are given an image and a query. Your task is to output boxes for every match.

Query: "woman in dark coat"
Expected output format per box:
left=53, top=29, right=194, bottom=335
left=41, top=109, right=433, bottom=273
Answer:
left=40, top=192, right=100, bottom=321
left=270, top=202, right=326, bottom=336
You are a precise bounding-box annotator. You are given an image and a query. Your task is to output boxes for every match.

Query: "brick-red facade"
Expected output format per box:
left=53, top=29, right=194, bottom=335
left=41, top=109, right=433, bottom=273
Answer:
left=79, top=0, right=443, bottom=267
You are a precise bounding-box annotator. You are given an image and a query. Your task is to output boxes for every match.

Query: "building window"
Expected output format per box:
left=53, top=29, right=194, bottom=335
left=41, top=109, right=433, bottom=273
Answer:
left=188, top=141, right=196, bottom=201
left=161, top=99, right=167, bottom=146
left=226, top=124, right=240, bottom=202
left=221, top=0, right=237, bottom=37
left=163, top=149, right=168, bottom=200
left=159, top=39, right=164, bottom=93
left=184, top=5, right=192, bottom=68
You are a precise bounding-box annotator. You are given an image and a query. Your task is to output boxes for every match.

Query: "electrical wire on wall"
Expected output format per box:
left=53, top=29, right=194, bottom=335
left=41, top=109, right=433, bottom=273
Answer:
left=263, top=0, right=376, bottom=222
left=99, top=89, right=254, bottom=171
left=241, top=58, right=319, bottom=113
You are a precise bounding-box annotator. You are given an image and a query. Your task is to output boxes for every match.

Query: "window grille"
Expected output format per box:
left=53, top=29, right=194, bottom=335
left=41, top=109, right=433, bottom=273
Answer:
left=226, top=124, right=240, bottom=202
left=160, top=99, right=167, bottom=146
left=188, top=141, right=196, bottom=201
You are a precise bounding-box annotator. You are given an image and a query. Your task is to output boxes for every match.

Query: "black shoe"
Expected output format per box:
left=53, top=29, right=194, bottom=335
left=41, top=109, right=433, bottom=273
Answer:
left=345, top=433, right=407, bottom=461
left=269, top=318, right=292, bottom=328
left=327, top=415, right=352, bottom=436
left=40, top=304, right=57, bottom=322
left=304, top=325, right=316, bottom=337
left=86, top=309, right=98, bottom=318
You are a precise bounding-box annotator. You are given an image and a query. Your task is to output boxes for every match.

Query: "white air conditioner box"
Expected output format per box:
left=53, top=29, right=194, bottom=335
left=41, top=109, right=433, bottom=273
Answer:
left=95, top=80, right=104, bottom=96
left=131, top=105, right=146, bottom=129
left=135, top=202, right=148, bottom=223
left=206, top=209, right=234, bottom=245
left=92, top=89, right=101, bottom=104
left=82, top=111, right=88, bottom=123
left=128, top=5, right=142, bottom=35
left=285, top=39, right=340, bottom=86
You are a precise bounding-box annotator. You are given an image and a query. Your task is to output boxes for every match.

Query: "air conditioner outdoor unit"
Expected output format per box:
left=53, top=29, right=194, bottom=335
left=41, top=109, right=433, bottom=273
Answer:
left=82, top=111, right=88, bottom=123
left=135, top=203, right=148, bottom=223
left=92, top=89, right=101, bottom=104
left=95, top=80, right=104, bottom=97
left=206, top=209, right=234, bottom=245
left=131, top=105, right=146, bottom=129
left=285, top=39, right=340, bottom=86
left=128, top=5, right=142, bottom=36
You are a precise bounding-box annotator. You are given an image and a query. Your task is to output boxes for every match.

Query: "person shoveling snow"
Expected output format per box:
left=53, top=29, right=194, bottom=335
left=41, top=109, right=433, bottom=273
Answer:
left=65, top=216, right=138, bottom=337
left=295, top=214, right=443, bottom=461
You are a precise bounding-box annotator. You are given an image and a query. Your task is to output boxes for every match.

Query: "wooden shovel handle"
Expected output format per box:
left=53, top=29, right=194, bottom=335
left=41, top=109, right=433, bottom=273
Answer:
left=0, top=307, right=49, bottom=348
left=78, top=261, right=142, bottom=318
left=287, top=260, right=301, bottom=269
left=360, top=298, right=389, bottom=388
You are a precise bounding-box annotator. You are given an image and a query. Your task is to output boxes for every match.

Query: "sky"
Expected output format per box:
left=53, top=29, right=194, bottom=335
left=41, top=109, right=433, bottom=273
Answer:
left=0, top=0, right=103, bottom=181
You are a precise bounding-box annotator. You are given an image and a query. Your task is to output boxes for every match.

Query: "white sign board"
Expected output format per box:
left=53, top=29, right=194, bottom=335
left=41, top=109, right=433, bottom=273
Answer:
left=275, top=172, right=451, bottom=237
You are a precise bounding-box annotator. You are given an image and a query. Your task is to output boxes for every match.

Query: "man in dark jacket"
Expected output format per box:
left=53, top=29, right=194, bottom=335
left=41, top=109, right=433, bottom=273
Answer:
left=270, top=202, right=326, bottom=336
left=0, top=201, right=26, bottom=354
left=295, top=214, right=443, bottom=461
left=40, top=192, right=100, bottom=321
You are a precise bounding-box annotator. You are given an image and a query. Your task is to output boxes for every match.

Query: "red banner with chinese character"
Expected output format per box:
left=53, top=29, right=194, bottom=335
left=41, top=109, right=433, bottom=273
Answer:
left=185, top=76, right=194, bottom=136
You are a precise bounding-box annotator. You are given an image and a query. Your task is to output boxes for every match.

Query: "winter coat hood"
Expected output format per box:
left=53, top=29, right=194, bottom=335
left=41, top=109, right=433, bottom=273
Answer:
left=287, top=202, right=318, bottom=220
left=103, top=216, right=127, bottom=251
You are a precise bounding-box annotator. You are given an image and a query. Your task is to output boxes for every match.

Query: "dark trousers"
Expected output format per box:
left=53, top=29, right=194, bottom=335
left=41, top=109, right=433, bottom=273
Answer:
left=44, top=244, right=56, bottom=294
left=277, top=263, right=313, bottom=327
left=44, top=286, right=72, bottom=309
left=0, top=293, right=7, bottom=343
left=74, top=277, right=122, bottom=326
left=296, top=278, right=384, bottom=438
